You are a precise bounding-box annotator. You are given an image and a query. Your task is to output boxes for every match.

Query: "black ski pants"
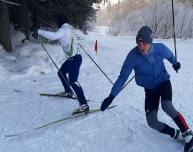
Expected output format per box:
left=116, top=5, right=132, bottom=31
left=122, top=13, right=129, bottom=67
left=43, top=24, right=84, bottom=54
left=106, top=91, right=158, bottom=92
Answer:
left=145, top=80, right=189, bottom=137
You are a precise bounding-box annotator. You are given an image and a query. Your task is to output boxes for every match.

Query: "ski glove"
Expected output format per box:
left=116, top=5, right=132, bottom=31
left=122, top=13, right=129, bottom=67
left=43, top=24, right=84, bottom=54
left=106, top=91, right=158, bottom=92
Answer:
left=101, top=94, right=115, bottom=111
left=173, top=62, right=181, bottom=73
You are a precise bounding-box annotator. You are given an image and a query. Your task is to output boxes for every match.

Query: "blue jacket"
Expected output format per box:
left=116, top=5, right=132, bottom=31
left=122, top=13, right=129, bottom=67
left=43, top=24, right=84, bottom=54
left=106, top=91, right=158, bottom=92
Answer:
left=111, top=43, right=177, bottom=97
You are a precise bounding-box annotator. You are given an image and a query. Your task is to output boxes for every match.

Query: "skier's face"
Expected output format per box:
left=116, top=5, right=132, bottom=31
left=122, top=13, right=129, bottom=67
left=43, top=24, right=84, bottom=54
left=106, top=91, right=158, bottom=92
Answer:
left=137, top=42, right=151, bottom=55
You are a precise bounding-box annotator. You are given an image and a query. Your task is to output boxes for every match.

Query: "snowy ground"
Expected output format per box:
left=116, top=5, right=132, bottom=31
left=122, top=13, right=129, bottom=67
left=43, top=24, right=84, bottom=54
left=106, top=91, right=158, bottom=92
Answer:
left=0, top=30, right=193, bottom=152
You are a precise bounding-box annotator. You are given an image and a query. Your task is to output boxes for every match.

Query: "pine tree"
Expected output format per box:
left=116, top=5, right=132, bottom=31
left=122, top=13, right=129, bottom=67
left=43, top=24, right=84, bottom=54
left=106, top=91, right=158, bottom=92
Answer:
left=0, top=0, right=103, bottom=52
left=0, top=1, right=12, bottom=52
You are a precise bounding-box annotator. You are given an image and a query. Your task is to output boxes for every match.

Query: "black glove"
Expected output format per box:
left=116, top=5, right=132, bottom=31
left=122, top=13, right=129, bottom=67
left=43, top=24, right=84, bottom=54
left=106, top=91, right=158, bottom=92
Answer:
left=173, top=62, right=181, bottom=73
left=101, top=94, right=115, bottom=111
left=32, top=29, right=38, bottom=40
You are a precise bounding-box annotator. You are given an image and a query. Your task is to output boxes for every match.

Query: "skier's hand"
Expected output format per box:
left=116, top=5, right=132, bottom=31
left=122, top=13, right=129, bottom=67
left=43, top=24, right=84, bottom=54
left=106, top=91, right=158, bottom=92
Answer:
left=101, top=94, right=115, bottom=111
left=173, top=62, right=181, bottom=73
left=32, top=29, right=38, bottom=40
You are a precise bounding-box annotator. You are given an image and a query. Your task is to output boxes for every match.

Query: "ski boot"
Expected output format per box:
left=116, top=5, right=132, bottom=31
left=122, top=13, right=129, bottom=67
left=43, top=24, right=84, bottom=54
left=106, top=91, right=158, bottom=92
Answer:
left=173, top=129, right=184, bottom=142
left=72, top=104, right=89, bottom=115
left=183, top=129, right=193, bottom=152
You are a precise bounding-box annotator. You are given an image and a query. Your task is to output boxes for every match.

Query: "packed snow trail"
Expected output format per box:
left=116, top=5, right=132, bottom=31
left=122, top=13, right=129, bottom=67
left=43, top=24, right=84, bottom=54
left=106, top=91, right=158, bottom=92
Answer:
left=0, top=31, right=193, bottom=152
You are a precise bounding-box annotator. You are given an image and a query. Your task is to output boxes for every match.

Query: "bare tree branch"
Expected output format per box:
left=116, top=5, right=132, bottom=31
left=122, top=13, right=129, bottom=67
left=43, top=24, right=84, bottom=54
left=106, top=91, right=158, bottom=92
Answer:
left=1, top=0, right=21, bottom=6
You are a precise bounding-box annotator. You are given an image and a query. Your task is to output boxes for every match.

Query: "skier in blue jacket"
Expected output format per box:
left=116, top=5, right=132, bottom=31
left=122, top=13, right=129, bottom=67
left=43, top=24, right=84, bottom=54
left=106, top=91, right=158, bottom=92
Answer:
left=34, top=16, right=89, bottom=114
left=101, top=26, right=193, bottom=152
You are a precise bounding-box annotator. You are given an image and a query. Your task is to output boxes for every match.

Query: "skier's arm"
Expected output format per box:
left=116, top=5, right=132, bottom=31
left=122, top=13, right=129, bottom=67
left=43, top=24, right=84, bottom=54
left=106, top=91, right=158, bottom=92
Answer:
left=110, top=54, right=133, bottom=97
left=160, top=43, right=177, bottom=65
left=101, top=54, right=133, bottom=111
left=38, top=28, right=65, bottom=41
left=159, top=43, right=181, bottom=72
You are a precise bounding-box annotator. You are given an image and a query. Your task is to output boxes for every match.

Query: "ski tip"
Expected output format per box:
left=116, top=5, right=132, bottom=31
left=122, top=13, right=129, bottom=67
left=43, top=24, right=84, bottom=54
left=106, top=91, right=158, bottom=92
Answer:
left=4, top=134, right=18, bottom=138
left=3, top=130, right=27, bottom=137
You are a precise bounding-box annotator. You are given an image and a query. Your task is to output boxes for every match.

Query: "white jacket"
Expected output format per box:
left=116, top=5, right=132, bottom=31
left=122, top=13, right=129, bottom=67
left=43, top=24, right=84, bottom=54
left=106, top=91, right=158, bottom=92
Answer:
left=38, top=23, right=80, bottom=59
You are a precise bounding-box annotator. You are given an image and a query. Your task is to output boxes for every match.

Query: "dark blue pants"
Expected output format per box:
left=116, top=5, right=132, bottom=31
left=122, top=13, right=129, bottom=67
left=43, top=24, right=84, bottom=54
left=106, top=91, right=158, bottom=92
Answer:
left=58, top=54, right=87, bottom=105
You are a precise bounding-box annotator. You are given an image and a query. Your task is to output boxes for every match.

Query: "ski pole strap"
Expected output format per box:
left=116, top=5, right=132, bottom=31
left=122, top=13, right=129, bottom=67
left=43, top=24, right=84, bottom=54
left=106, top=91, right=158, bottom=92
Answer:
left=171, top=0, right=177, bottom=60
left=78, top=43, right=114, bottom=85
left=41, top=42, right=77, bottom=99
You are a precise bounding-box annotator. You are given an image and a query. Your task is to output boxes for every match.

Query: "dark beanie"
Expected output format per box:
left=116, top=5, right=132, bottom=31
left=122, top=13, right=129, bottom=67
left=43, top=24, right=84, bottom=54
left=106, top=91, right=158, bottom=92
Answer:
left=56, top=15, right=69, bottom=28
left=136, top=26, right=153, bottom=44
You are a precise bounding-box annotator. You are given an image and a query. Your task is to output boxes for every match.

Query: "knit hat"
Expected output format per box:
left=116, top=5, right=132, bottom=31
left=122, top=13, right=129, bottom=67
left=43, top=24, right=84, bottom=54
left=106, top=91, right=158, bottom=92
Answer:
left=56, top=15, right=69, bottom=28
left=136, top=26, right=153, bottom=44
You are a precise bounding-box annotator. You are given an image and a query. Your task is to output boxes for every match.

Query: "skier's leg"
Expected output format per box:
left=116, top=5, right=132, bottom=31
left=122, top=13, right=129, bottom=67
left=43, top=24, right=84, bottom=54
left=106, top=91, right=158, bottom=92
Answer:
left=57, top=60, right=72, bottom=93
left=70, top=82, right=87, bottom=104
left=68, top=55, right=87, bottom=106
left=160, top=80, right=193, bottom=148
left=160, top=80, right=190, bottom=133
left=145, top=88, right=175, bottom=137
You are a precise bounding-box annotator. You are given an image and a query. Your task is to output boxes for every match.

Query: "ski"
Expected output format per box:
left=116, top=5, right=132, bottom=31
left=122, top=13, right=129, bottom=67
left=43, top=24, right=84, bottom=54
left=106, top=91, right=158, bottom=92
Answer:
left=40, top=92, right=90, bottom=101
left=4, top=105, right=117, bottom=138
left=40, top=93, right=77, bottom=99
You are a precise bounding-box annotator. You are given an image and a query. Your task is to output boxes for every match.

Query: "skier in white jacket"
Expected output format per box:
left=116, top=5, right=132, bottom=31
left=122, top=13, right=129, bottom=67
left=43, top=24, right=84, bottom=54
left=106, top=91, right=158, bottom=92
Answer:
left=34, top=16, right=89, bottom=114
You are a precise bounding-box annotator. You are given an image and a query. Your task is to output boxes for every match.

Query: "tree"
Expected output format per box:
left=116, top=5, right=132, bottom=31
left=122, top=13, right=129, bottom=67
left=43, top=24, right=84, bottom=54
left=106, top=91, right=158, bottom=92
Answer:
left=19, top=0, right=30, bottom=41
left=0, top=0, right=103, bottom=52
left=97, top=0, right=193, bottom=39
left=28, top=0, right=102, bottom=30
left=0, top=1, right=12, bottom=52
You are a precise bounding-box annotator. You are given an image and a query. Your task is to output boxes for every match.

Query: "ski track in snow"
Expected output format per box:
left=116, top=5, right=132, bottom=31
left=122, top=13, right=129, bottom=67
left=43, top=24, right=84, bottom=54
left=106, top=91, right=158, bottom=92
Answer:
left=0, top=31, right=193, bottom=152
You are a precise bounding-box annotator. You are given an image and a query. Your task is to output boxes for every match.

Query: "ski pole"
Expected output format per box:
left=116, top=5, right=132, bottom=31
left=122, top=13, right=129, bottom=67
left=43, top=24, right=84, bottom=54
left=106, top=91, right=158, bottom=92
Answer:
left=120, top=75, right=135, bottom=93
left=40, top=42, right=77, bottom=98
left=79, top=43, right=135, bottom=94
left=78, top=43, right=114, bottom=85
left=171, top=0, right=177, bottom=60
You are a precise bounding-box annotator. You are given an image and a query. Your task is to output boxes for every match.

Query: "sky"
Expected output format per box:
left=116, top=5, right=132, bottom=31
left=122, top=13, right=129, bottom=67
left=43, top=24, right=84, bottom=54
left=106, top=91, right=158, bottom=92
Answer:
left=93, top=0, right=119, bottom=9
left=111, top=0, right=119, bottom=4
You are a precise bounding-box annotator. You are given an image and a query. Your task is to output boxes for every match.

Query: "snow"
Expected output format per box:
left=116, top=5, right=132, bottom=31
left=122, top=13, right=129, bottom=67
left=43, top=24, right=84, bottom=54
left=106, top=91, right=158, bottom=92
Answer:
left=0, top=30, right=193, bottom=152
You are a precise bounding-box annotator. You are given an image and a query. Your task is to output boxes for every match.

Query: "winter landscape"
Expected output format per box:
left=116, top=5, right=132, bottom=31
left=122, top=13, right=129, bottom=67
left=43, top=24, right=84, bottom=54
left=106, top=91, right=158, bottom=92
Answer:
left=0, top=28, right=192, bottom=152
left=1, top=0, right=193, bottom=152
